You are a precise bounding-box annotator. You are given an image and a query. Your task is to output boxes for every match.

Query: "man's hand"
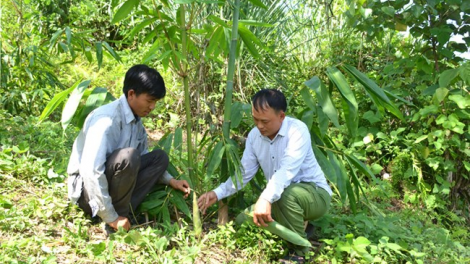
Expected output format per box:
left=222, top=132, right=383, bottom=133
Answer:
left=253, top=198, right=273, bottom=227
left=169, top=179, right=190, bottom=198
left=197, top=191, right=218, bottom=215
left=108, top=216, right=131, bottom=231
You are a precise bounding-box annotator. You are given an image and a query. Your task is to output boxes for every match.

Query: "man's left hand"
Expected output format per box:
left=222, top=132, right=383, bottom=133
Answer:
left=253, top=198, right=273, bottom=227
left=169, top=179, right=190, bottom=198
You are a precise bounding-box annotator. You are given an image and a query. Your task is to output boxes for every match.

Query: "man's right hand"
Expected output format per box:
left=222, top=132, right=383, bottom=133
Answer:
left=108, top=216, right=131, bottom=231
left=197, top=191, right=218, bottom=215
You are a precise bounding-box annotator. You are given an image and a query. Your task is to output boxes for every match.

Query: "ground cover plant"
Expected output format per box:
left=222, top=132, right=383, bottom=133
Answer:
left=1, top=0, right=470, bottom=263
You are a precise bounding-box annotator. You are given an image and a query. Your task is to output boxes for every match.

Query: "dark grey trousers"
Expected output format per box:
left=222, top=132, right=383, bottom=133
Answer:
left=78, top=148, right=169, bottom=218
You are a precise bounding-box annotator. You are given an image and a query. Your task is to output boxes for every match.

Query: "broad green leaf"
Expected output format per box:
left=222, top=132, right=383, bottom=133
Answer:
left=304, top=76, right=340, bottom=127
left=327, top=67, right=358, bottom=137
left=95, top=42, right=103, bottom=69
left=170, top=191, right=191, bottom=217
left=449, top=94, right=470, bottom=109
left=312, top=144, right=337, bottom=184
left=111, top=0, right=139, bottom=24
left=206, top=26, right=224, bottom=58
left=238, top=25, right=263, bottom=58
left=439, top=68, right=459, bottom=88
left=434, top=87, right=449, bottom=103
left=77, top=87, right=109, bottom=129
left=342, top=65, right=403, bottom=120
left=414, top=135, right=428, bottom=144
left=39, top=84, right=76, bottom=123
left=207, top=141, right=225, bottom=176
left=61, top=80, right=91, bottom=130
left=317, top=105, right=328, bottom=137
left=381, top=6, right=395, bottom=16
left=125, top=18, right=158, bottom=40
left=300, top=87, right=316, bottom=110
left=328, top=151, right=346, bottom=203
left=208, top=15, right=229, bottom=28
left=363, top=111, right=381, bottom=124
left=65, top=27, right=72, bottom=45
left=102, top=41, right=122, bottom=62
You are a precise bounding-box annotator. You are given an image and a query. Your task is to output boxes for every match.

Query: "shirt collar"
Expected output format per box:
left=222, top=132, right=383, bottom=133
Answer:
left=119, top=94, right=139, bottom=124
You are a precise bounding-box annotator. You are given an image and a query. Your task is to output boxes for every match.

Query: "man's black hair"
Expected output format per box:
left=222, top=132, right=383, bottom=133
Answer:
left=123, top=64, right=166, bottom=99
left=252, top=89, right=287, bottom=113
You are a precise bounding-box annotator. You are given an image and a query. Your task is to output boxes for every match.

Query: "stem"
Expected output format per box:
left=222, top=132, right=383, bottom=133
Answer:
left=222, top=0, right=241, bottom=140
left=179, top=4, right=195, bottom=189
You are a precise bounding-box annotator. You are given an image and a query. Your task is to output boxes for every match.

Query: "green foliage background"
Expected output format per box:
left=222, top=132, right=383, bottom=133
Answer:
left=1, top=0, right=469, bottom=263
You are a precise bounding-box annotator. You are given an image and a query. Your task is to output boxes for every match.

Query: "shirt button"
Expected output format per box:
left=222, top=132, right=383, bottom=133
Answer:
left=272, top=156, right=274, bottom=159
left=274, top=170, right=277, bottom=172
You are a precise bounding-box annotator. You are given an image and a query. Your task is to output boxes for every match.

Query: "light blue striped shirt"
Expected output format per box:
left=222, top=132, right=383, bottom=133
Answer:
left=214, top=116, right=332, bottom=204
left=67, top=95, right=173, bottom=223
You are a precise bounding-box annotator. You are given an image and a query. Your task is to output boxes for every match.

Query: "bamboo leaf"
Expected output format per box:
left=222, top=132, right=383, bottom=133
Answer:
left=311, top=144, right=337, bottom=184
left=208, top=15, right=230, bottom=28
left=65, top=27, right=72, bottom=45
left=61, top=80, right=91, bottom=130
left=207, top=141, right=225, bottom=176
left=328, top=150, right=347, bottom=203
left=125, top=18, right=157, bottom=40
left=77, top=87, right=109, bottom=129
left=95, top=42, right=103, bottom=69
left=342, top=65, right=404, bottom=120
left=111, top=0, right=139, bottom=24
left=170, top=191, right=191, bottom=218
left=304, top=76, right=340, bottom=127
left=102, top=41, right=122, bottom=62
left=300, top=87, right=316, bottom=110
left=39, top=85, right=76, bottom=123
left=345, top=154, right=385, bottom=193
left=238, top=26, right=260, bottom=58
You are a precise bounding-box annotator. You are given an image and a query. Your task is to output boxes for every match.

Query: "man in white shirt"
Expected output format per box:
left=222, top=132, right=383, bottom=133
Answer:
left=67, top=65, right=189, bottom=232
left=198, top=89, right=332, bottom=258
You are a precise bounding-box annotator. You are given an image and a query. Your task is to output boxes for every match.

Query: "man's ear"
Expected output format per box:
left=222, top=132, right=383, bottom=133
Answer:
left=280, top=110, right=286, bottom=120
left=127, top=89, right=135, bottom=98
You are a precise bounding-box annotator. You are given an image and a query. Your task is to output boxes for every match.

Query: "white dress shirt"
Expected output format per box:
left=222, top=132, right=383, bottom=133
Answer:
left=67, top=95, right=173, bottom=223
left=213, top=116, right=332, bottom=204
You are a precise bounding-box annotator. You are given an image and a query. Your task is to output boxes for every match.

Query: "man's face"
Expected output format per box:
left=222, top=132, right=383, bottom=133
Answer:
left=252, top=106, right=285, bottom=140
left=127, top=90, right=159, bottom=117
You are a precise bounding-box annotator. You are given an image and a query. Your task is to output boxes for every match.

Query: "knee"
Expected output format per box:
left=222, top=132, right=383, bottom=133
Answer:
left=119, top=148, right=141, bottom=174
left=151, top=149, right=169, bottom=168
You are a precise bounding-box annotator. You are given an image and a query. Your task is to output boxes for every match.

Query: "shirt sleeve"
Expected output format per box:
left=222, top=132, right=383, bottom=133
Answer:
left=260, top=124, right=310, bottom=203
left=79, top=115, right=119, bottom=223
left=213, top=133, right=259, bottom=200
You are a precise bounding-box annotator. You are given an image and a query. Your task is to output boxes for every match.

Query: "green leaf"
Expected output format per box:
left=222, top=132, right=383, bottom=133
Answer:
left=102, top=41, right=122, bottom=62
left=175, top=0, right=195, bottom=3
left=77, top=87, right=109, bottom=129
left=208, top=15, right=230, bottom=28
left=170, top=191, right=191, bottom=218
left=246, top=0, right=267, bottom=9
left=327, top=67, right=358, bottom=137
left=174, top=127, right=183, bottom=157
left=65, top=27, right=72, bottom=45
left=125, top=18, right=158, bottom=40
left=111, top=0, right=139, bottom=24
left=434, top=88, right=449, bottom=103
left=305, top=76, right=340, bottom=127
left=95, top=42, right=103, bottom=69
left=300, top=87, right=316, bottom=110
left=312, top=144, right=337, bottom=184
left=206, top=141, right=225, bottom=176
left=39, top=85, right=76, bottom=122
left=345, top=154, right=384, bottom=191
left=61, top=80, right=91, bottom=130
left=439, top=68, right=459, bottom=88
left=449, top=94, right=470, bottom=109
left=342, top=65, right=403, bottom=120
left=238, top=25, right=262, bottom=58
left=381, top=6, right=395, bottom=17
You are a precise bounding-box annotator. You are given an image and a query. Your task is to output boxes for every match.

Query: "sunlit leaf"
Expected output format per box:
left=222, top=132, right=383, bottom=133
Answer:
left=61, top=80, right=91, bottom=130
left=111, top=0, right=139, bottom=24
